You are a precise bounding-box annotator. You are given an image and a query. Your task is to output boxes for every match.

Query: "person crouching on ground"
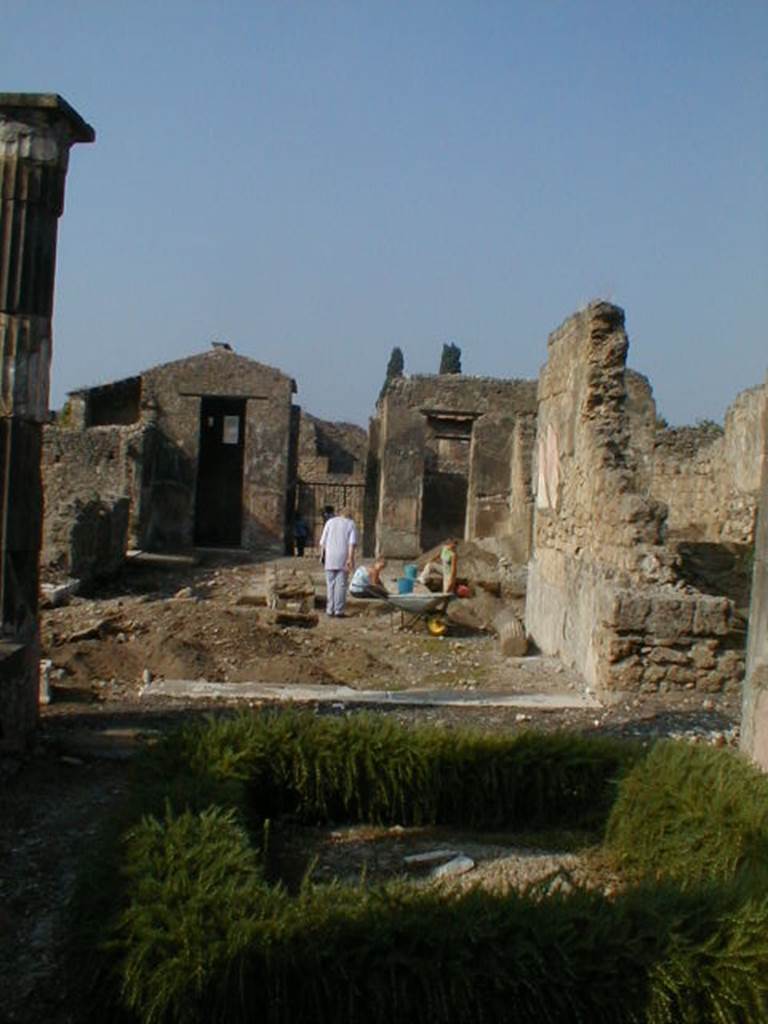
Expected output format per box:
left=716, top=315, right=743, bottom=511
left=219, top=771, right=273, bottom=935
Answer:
left=319, top=508, right=357, bottom=617
left=349, top=558, right=388, bottom=599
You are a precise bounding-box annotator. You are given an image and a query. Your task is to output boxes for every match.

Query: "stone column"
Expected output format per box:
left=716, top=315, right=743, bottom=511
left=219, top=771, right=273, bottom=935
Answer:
left=0, top=94, right=94, bottom=751
left=741, top=380, right=768, bottom=767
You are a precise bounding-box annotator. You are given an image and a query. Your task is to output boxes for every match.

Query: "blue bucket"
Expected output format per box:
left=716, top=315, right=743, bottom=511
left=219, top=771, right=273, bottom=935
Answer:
left=404, top=563, right=418, bottom=580
left=397, top=577, right=414, bottom=595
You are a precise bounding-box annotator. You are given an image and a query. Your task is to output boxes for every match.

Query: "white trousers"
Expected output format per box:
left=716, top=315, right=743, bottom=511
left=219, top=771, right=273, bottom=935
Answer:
left=325, top=569, right=348, bottom=615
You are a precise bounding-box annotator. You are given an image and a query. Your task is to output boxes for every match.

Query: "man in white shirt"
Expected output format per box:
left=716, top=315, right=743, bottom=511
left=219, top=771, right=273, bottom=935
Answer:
left=319, top=508, right=358, bottom=617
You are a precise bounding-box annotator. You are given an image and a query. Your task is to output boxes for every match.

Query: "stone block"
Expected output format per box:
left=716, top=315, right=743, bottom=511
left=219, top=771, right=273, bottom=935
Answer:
left=647, top=646, right=689, bottom=665
left=699, top=672, right=726, bottom=694
left=600, top=635, right=641, bottom=663
left=642, top=665, right=667, bottom=685
left=691, top=641, right=718, bottom=670
left=692, top=597, right=733, bottom=636
left=597, top=589, right=650, bottom=630
left=666, top=666, right=697, bottom=687
left=646, top=596, right=694, bottom=637
left=604, top=655, right=644, bottom=690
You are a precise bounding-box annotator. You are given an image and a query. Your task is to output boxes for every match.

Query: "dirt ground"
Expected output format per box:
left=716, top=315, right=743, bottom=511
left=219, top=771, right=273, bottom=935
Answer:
left=0, top=552, right=744, bottom=1023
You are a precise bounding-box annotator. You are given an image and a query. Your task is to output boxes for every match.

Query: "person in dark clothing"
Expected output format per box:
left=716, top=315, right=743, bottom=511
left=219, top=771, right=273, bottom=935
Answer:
left=293, top=513, right=310, bottom=557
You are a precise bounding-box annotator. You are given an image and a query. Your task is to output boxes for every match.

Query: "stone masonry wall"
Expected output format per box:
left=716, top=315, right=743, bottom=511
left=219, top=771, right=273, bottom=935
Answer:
left=649, top=387, right=764, bottom=544
left=139, top=348, right=294, bottom=551
left=375, top=374, right=537, bottom=558
left=295, top=411, right=367, bottom=548
left=42, top=423, right=147, bottom=582
left=526, top=302, right=743, bottom=695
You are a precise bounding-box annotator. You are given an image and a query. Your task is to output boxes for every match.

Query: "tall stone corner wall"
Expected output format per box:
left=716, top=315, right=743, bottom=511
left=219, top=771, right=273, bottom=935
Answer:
left=526, top=301, right=744, bottom=696
left=740, top=378, right=768, bottom=767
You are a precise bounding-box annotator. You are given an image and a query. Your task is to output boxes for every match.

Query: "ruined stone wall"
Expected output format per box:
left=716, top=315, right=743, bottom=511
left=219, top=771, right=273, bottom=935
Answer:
left=139, top=349, right=294, bottom=551
left=374, top=374, right=537, bottom=558
left=42, top=423, right=147, bottom=582
left=740, top=378, right=768, bottom=767
left=649, top=387, right=764, bottom=544
left=526, top=302, right=743, bottom=695
left=294, top=411, right=367, bottom=547
left=624, top=370, right=657, bottom=492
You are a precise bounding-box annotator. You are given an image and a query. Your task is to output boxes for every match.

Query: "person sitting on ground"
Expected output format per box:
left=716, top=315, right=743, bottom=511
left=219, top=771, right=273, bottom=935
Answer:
left=349, top=558, right=389, bottom=599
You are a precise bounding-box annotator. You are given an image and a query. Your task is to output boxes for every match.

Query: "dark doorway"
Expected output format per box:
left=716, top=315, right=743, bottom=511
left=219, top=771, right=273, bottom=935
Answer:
left=194, top=397, right=246, bottom=546
left=420, top=415, right=472, bottom=551
left=421, top=471, right=468, bottom=551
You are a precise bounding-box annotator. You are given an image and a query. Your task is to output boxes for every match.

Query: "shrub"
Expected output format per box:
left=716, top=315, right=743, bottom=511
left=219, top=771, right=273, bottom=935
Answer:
left=605, top=740, right=768, bottom=886
left=137, top=711, right=637, bottom=831
left=67, top=713, right=768, bottom=1024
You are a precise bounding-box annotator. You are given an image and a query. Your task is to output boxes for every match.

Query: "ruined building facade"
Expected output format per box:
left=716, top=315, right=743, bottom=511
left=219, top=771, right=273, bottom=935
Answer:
left=44, top=348, right=296, bottom=576
left=369, top=374, right=538, bottom=559
left=0, top=94, right=93, bottom=750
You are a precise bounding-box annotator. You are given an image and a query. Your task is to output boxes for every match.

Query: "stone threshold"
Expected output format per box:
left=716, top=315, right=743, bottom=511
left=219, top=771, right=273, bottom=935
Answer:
left=142, top=679, right=600, bottom=709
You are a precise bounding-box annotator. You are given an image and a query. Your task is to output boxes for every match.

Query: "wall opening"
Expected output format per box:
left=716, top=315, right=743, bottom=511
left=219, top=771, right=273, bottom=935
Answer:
left=420, top=414, right=472, bottom=550
left=193, top=397, right=246, bottom=547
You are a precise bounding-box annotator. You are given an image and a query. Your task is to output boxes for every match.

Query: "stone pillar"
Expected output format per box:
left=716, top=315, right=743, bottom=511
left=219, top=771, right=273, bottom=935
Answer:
left=0, top=94, right=94, bottom=751
left=741, top=380, right=768, bottom=767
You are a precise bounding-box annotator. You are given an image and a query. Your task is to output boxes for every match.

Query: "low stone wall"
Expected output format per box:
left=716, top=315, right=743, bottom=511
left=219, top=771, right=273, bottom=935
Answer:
left=527, top=551, right=742, bottom=693
left=594, top=582, right=741, bottom=693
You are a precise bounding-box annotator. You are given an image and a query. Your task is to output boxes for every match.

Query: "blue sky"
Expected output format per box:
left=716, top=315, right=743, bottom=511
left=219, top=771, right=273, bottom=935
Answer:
left=4, top=1, right=766, bottom=426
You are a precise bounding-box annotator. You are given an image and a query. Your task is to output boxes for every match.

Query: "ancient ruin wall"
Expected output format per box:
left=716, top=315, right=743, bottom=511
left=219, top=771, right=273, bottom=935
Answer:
left=42, top=424, right=147, bottom=581
left=295, top=411, right=367, bottom=548
left=649, top=387, right=764, bottom=544
left=374, top=375, right=537, bottom=558
left=526, top=302, right=742, bottom=694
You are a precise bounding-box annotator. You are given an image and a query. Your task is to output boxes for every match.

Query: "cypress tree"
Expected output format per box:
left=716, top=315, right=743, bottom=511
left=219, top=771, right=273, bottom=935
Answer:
left=378, top=346, right=404, bottom=402
left=439, top=342, right=462, bottom=374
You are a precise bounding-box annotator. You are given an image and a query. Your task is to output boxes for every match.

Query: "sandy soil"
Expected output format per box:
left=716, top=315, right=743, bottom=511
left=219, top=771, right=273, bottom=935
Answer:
left=0, top=552, right=743, bottom=1023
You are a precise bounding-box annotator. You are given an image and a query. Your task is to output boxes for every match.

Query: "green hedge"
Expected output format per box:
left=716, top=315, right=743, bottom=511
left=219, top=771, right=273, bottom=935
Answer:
left=136, top=710, right=635, bottom=829
left=68, top=712, right=768, bottom=1024
left=605, top=740, right=768, bottom=887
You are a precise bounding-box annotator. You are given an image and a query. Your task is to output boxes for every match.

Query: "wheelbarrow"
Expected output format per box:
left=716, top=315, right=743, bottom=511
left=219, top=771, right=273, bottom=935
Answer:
left=386, top=592, right=456, bottom=636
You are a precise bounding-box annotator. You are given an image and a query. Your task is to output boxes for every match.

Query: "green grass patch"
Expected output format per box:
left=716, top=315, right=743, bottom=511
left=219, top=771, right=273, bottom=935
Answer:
left=67, top=712, right=768, bottom=1024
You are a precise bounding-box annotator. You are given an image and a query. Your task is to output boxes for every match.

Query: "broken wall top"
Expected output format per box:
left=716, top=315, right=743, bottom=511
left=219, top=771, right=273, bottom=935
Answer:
left=534, top=301, right=668, bottom=572
left=381, top=373, right=538, bottom=417
left=297, top=410, right=367, bottom=478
